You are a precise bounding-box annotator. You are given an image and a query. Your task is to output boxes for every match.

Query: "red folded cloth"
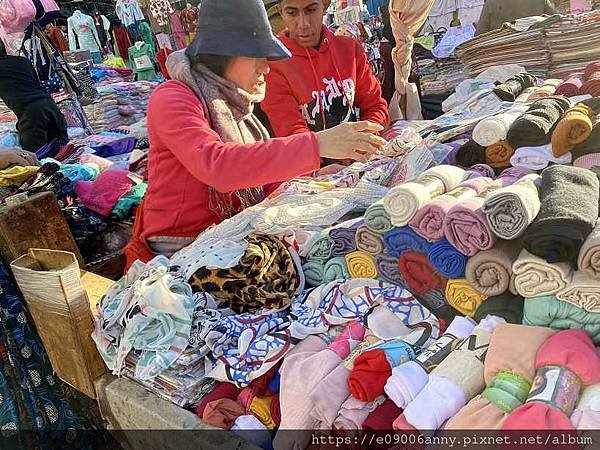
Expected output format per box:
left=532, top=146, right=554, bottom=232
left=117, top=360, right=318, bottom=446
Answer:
left=196, top=382, right=242, bottom=418
left=363, top=400, right=403, bottom=431
left=398, top=252, right=446, bottom=295
left=271, top=393, right=281, bottom=427
left=237, top=387, right=254, bottom=411
left=348, top=349, right=391, bottom=401
left=74, top=169, right=134, bottom=217
left=584, top=61, right=600, bottom=80
left=555, top=73, right=584, bottom=97
left=502, top=329, right=600, bottom=449
left=202, top=398, right=245, bottom=430
left=250, top=360, right=281, bottom=397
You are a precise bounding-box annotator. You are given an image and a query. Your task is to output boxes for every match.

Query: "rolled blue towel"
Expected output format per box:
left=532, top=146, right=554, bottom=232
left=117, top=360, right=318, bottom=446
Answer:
left=427, top=239, right=468, bottom=278
left=384, top=226, right=431, bottom=257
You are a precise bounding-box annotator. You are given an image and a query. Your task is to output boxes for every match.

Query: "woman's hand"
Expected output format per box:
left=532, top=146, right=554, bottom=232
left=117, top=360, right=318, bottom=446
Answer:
left=316, top=121, right=387, bottom=163
left=314, top=163, right=347, bottom=177
left=0, top=148, right=39, bottom=170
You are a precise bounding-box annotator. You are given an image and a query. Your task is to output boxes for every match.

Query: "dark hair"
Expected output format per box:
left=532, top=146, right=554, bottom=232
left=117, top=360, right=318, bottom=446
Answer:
left=188, top=54, right=232, bottom=77
left=0, top=39, right=6, bottom=56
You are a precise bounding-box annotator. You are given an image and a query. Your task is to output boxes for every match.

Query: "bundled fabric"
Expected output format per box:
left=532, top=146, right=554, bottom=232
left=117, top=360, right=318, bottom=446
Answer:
left=306, top=232, right=334, bottom=261
left=364, top=199, right=393, bottom=234
left=427, top=240, right=468, bottom=279
left=197, top=382, right=242, bottom=418
left=345, top=251, right=378, bottom=279
left=399, top=252, right=446, bottom=296
left=555, top=73, right=584, bottom=97
left=384, top=227, right=431, bottom=257
left=502, top=330, right=600, bottom=436
left=410, top=176, right=494, bottom=243
left=551, top=103, right=595, bottom=157
left=362, top=400, right=403, bottom=431
left=348, top=339, right=418, bottom=402
left=506, top=96, right=571, bottom=149
left=572, top=120, right=600, bottom=160
left=396, top=317, right=504, bottom=432
left=483, top=174, right=541, bottom=240
left=526, top=78, right=562, bottom=102
left=445, top=324, right=554, bottom=430
left=189, top=234, right=297, bottom=313
left=571, top=384, right=600, bottom=430
left=303, top=260, right=325, bottom=287
left=74, top=169, right=134, bottom=217
left=323, top=257, right=350, bottom=283
left=492, top=73, right=537, bottom=102
left=574, top=153, right=600, bottom=170
left=578, top=220, right=600, bottom=279
left=522, top=165, right=599, bottom=264
left=523, top=296, right=600, bottom=345
left=472, top=105, right=529, bottom=147
left=456, top=140, right=486, bottom=167
left=556, top=271, right=600, bottom=313
left=384, top=316, right=476, bottom=409
left=376, top=254, right=403, bottom=286
left=465, top=239, right=521, bottom=297
left=512, top=249, right=573, bottom=298
left=510, top=144, right=572, bottom=170
left=329, top=219, right=361, bottom=256
left=383, top=165, right=466, bottom=227
left=485, top=141, right=515, bottom=169
left=355, top=225, right=385, bottom=256
left=202, top=399, right=245, bottom=430
left=445, top=278, right=488, bottom=317
left=333, top=395, right=386, bottom=430
left=473, top=292, right=524, bottom=324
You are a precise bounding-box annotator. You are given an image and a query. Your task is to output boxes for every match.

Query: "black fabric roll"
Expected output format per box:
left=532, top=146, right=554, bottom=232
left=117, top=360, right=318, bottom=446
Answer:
left=493, top=73, right=538, bottom=102
left=473, top=292, right=524, bottom=324
left=506, top=96, right=571, bottom=149
left=456, top=139, right=486, bottom=167
left=522, top=165, right=600, bottom=263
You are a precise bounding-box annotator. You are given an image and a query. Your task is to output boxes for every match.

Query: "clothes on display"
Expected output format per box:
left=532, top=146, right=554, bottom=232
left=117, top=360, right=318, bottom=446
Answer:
left=67, top=10, right=101, bottom=64
left=115, top=0, right=145, bottom=28
left=149, top=0, right=175, bottom=27
left=128, top=42, right=157, bottom=81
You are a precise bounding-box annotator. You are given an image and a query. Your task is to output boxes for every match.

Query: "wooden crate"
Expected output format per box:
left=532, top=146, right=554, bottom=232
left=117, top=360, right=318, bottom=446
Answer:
left=0, top=192, right=84, bottom=267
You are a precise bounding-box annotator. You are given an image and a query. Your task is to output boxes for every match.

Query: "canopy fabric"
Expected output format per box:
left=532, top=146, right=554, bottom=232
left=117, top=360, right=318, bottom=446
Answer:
left=389, top=0, right=436, bottom=120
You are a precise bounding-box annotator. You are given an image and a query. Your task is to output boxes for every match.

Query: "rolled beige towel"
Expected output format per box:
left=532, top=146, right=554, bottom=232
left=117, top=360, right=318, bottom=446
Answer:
left=556, top=271, right=600, bottom=313
left=383, top=165, right=466, bottom=227
left=512, top=249, right=573, bottom=298
left=465, top=240, right=521, bottom=297
left=578, top=220, right=600, bottom=279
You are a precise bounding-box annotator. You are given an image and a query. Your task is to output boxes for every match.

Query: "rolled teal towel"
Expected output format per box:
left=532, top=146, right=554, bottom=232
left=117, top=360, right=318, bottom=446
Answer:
left=364, top=199, right=393, bottom=235
left=306, top=233, right=334, bottom=262
left=323, top=257, right=350, bottom=283
left=303, top=260, right=326, bottom=287
left=523, top=295, right=600, bottom=344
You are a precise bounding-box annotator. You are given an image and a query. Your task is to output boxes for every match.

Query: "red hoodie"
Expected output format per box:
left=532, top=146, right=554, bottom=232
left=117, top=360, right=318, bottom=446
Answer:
left=262, top=26, right=389, bottom=137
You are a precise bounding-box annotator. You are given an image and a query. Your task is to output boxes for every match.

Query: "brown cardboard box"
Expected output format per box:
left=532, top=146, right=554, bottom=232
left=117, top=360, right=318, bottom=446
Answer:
left=11, top=249, right=112, bottom=399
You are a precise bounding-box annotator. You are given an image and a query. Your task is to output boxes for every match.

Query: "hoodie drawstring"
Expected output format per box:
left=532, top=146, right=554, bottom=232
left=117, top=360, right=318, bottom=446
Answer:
left=327, top=37, right=355, bottom=116
left=305, top=47, right=327, bottom=130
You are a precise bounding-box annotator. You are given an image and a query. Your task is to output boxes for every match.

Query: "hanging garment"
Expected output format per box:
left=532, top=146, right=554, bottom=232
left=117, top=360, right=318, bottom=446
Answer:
left=115, top=0, right=145, bottom=27
left=45, top=25, right=68, bottom=54
left=155, top=32, right=172, bottom=50
left=112, top=25, right=132, bottom=60
left=128, top=43, right=157, bottom=81
left=170, top=11, right=187, bottom=50
left=156, top=47, right=173, bottom=79
left=67, top=12, right=101, bottom=53
left=149, top=0, right=174, bottom=27
left=180, top=6, right=199, bottom=33
left=93, top=14, right=109, bottom=48
left=139, top=21, right=155, bottom=50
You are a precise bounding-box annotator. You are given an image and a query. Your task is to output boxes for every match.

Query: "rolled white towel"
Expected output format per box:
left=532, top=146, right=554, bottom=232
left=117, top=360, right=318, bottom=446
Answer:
left=472, top=106, right=529, bottom=146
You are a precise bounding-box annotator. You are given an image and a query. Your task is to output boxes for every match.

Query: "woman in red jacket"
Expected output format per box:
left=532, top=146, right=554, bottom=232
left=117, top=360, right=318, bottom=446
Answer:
left=124, top=0, right=386, bottom=268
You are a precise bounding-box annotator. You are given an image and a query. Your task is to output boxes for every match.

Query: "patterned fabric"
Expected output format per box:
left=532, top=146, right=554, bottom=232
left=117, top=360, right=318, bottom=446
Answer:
left=180, top=6, right=199, bottom=33
left=0, top=259, right=84, bottom=448
left=149, top=0, right=174, bottom=27
left=206, top=279, right=439, bottom=386
left=189, top=234, right=297, bottom=313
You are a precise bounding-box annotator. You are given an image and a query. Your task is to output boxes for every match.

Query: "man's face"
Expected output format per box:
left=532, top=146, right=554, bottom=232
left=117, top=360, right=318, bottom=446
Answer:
left=278, top=0, right=325, bottom=48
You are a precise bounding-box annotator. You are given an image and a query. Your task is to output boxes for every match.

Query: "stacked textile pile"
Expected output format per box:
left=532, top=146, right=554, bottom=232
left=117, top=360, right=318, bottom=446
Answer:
left=83, top=81, right=157, bottom=133
left=418, top=58, right=469, bottom=96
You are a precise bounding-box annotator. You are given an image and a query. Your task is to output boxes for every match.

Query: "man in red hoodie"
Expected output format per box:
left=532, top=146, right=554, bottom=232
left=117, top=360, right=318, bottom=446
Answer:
left=262, top=0, right=389, bottom=138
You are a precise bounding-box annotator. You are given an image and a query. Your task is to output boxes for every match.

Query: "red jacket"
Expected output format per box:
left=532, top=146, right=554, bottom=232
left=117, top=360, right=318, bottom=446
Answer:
left=262, top=26, right=389, bottom=137
left=139, top=80, right=320, bottom=242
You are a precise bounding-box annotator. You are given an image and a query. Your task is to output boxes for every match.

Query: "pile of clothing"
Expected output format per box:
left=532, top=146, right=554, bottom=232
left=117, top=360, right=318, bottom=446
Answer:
left=87, top=54, right=600, bottom=447
left=83, top=81, right=157, bottom=133
left=417, top=57, right=469, bottom=96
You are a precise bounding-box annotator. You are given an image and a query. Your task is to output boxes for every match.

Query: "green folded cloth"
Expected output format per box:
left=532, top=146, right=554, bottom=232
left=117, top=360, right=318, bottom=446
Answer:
left=523, top=295, right=600, bottom=344
left=474, top=292, right=524, bottom=324
left=364, top=199, right=393, bottom=235
left=306, top=233, right=334, bottom=262
left=110, top=182, right=147, bottom=221
left=323, top=257, right=350, bottom=283
left=303, top=260, right=325, bottom=287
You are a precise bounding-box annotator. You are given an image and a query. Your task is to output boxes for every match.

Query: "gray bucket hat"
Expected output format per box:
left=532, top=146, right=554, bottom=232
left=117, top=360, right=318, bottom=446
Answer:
left=186, top=0, right=291, bottom=60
